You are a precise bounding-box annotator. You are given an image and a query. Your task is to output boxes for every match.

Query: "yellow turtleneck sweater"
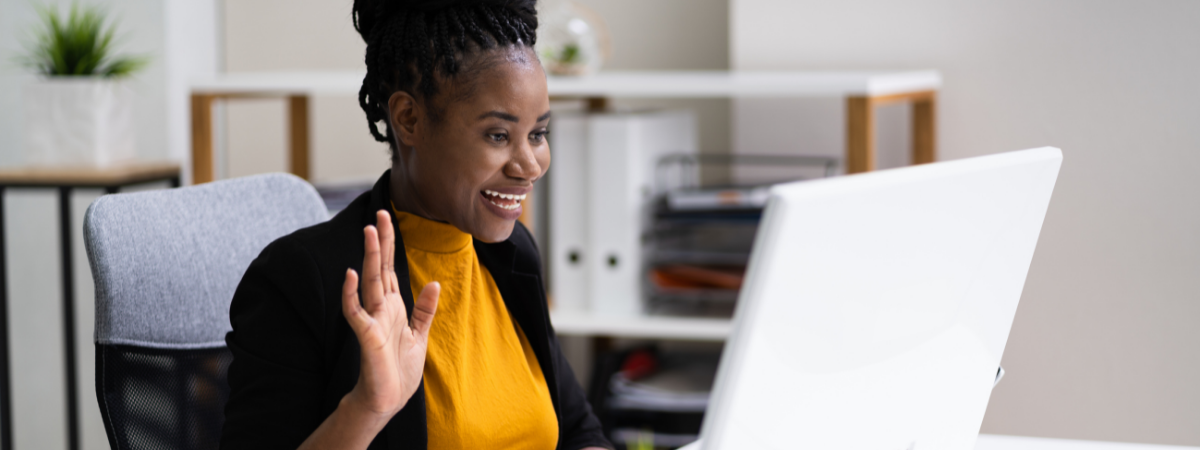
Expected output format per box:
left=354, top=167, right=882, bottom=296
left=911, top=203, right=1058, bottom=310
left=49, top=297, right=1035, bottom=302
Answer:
left=392, top=209, right=558, bottom=449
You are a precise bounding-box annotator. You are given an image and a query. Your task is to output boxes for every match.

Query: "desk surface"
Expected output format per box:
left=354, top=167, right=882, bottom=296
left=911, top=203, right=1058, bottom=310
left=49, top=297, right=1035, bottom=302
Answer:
left=0, top=162, right=180, bottom=187
left=191, top=70, right=941, bottom=98
left=975, top=435, right=1198, bottom=450
left=678, top=435, right=1200, bottom=450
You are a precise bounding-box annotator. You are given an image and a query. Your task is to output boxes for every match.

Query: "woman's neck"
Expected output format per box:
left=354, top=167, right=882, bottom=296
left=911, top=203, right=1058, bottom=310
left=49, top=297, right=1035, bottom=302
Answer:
left=389, top=163, right=441, bottom=223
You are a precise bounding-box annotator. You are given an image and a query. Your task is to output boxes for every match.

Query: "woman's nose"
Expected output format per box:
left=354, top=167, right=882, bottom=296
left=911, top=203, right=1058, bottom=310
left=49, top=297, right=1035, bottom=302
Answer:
left=506, top=139, right=543, bottom=181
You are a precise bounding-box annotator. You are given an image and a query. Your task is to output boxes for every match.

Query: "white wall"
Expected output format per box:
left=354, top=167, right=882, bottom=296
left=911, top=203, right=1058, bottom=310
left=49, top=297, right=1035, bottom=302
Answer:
left=732, top=0, right=1200, bottom=445
left=0, top=1, right=216, bottom=448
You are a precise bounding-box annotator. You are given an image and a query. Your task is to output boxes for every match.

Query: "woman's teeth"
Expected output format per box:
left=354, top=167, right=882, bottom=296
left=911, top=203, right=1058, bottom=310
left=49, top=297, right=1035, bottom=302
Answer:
left=483, top=189, right=525, bottom=210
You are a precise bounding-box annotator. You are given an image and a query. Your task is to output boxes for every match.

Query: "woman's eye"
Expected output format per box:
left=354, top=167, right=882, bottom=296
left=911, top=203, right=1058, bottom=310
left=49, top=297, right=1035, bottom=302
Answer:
left=488, top=133, right=508, bottom=143
left=530, top=131, right=548, bottom=144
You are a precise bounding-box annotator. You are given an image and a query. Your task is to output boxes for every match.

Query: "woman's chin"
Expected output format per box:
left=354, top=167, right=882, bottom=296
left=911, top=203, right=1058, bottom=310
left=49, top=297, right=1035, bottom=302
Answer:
left=471, top=221, right=516, bottom=243
left=462, top=200, right=515, bottom=242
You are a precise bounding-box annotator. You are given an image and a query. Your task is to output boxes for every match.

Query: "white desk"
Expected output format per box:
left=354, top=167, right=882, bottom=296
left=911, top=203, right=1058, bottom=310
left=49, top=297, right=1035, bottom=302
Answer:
left=975, top=435, right=1200, bottom=450
left=188, top=70, right=941, bottom=184
left=676, top=435, right=1200, bottom=450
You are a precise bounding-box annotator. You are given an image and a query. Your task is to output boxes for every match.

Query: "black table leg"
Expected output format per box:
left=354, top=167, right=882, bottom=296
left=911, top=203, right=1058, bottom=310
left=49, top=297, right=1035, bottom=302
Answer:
left=0, top=186, right=11, bottom=450
left=57, top=187, right=78, bottom=450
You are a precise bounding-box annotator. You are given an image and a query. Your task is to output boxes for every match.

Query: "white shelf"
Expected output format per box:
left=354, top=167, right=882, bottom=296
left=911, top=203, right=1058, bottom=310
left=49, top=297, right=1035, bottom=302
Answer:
left=549, top=311, right=732, bottom=341
left=191, top=71, right=363, bottom=95
left=547, top=70, right=941, bottom=98
left=191, top=70, right=941, bottom=98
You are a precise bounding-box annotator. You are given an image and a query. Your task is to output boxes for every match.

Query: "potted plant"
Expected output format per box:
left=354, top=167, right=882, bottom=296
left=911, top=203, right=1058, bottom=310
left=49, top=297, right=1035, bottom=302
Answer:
left=536, top=0, right=610, bottom=76
left=18, top=3, right=147, bottom=167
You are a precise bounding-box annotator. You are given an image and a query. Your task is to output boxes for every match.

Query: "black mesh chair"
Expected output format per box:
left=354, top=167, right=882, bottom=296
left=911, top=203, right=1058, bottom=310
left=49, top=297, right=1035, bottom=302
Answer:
left=83, top=174, right=328, bottom=449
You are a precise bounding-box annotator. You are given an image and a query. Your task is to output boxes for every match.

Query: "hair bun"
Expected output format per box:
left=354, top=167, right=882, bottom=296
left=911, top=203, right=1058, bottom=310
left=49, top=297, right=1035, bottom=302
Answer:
left=354, top=0, right=536, bottom=41
left=400, top=0, right=535, bottom=12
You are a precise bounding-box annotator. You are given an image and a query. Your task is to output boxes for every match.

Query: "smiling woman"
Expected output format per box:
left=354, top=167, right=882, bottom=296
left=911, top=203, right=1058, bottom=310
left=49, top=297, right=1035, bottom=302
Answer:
left=217, top=1, right=611, bottom=449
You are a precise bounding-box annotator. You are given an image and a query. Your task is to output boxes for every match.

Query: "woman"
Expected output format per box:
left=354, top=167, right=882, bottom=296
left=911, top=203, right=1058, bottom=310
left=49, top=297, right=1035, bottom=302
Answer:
left=219, top=1, right=611, bottom=449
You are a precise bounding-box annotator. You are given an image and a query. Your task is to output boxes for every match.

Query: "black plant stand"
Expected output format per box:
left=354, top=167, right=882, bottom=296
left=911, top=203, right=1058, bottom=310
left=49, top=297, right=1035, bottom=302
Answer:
left=0, top=162, right=180, bottom=450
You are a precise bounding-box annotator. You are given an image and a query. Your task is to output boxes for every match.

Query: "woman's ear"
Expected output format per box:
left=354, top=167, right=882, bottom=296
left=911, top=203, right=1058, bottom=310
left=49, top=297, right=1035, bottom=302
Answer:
left=388, top=91, right=420, bottom=147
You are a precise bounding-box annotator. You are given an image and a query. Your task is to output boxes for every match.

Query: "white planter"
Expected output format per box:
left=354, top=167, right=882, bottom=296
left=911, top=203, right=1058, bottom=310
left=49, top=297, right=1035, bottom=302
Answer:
left=23, top=78, right=136, bottom=167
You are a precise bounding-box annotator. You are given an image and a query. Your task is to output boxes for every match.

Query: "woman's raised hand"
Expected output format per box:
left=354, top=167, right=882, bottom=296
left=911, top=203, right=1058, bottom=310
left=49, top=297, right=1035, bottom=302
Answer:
left=297, top=211, right=439, bottom=449
left=341, top=210, right=440, bottom=418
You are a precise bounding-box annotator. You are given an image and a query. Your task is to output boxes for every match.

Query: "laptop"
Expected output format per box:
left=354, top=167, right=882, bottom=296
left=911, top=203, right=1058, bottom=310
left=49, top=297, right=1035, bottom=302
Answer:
left=682, top=147, right=1063, bottom=450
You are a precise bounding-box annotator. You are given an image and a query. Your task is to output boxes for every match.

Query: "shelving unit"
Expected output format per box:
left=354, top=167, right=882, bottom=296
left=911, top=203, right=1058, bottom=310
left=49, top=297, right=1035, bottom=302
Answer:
left=190, top=70, right=942, bottom=342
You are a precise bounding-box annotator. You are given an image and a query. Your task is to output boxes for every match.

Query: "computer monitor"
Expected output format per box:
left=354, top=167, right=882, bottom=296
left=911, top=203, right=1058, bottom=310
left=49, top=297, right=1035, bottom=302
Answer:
left=692, top=147, right=1063, bottom=450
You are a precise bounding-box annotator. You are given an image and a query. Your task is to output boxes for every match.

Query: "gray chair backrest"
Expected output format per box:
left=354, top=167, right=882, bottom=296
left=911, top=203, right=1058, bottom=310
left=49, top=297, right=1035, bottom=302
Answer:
left=84, top=173, right=329, bottom=349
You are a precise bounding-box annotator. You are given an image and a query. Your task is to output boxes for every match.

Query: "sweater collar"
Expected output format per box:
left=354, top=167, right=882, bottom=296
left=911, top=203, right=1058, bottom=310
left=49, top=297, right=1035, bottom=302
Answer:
left=391, top=209, right=473, bottom=254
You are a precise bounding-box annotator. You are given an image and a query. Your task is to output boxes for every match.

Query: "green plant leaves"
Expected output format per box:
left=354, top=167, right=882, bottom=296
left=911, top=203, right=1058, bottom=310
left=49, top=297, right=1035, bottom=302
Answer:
left=19, top=2, right=147, bottom=78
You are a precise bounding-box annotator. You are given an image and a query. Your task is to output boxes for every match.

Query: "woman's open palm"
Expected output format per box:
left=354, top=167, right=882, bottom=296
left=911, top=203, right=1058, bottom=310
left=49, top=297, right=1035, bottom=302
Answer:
left=341, top=210, right=439, bottom=417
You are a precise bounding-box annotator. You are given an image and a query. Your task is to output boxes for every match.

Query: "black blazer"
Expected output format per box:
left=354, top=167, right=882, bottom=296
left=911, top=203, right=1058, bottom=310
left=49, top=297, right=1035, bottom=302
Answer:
left=220, top=171, right=611, bottom=450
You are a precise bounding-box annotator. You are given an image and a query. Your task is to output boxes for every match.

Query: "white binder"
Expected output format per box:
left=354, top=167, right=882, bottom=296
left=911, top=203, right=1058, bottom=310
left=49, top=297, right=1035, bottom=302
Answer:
left=548, top=113, right=590, bottom=312
left=587, top=110, right=697, bottom=316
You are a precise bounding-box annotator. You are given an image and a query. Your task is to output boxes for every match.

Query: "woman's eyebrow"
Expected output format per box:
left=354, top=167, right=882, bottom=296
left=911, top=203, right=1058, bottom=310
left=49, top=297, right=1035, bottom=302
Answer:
left=478, top=111, right=520, bottom=122
left=476, top=110, right=553, bottom=123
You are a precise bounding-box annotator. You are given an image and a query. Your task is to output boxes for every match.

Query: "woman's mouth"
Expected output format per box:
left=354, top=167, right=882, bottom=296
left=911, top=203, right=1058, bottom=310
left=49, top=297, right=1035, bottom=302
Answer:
left=481, top=189, right=526, bottom=210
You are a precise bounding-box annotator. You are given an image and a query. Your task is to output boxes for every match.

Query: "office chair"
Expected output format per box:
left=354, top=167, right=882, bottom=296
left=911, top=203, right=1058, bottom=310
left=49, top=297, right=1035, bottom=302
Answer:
left=83, top=173, right=329, bottom=450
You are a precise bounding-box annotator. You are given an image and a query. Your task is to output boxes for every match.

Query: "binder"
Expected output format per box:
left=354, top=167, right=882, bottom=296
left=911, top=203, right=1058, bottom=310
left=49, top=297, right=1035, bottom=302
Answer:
left=548, top=113, right=590, bottom=312
left=588, top=111, right=697, bottom=316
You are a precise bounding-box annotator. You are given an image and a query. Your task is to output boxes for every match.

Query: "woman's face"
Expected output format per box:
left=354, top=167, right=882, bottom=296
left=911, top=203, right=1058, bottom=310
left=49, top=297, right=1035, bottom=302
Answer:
left=390, top=47, right=551, bottom=243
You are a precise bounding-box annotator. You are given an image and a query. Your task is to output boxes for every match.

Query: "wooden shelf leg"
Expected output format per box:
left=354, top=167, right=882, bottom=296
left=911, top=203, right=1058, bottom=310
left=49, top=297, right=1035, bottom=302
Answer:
left=846, top=96, right=875, bottom=174
left=518, top=189, right=535, bottom=232
left=288, top=95, right=311, bottom=181
left=585, top=96, right=608, bottom=112
left=912, top=93, right=937, bottom=165
left=190, top=94, right=216, bottom=185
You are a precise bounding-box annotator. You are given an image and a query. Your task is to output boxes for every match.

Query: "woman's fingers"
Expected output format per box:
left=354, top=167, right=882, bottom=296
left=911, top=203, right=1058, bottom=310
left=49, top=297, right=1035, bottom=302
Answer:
left=360, top=224, right=385, bottom=312
left=376, top=210, right=397, bottom=293
left=341, top=269, right=370, bottom=334
left=410, top=281, right=440, bottom=338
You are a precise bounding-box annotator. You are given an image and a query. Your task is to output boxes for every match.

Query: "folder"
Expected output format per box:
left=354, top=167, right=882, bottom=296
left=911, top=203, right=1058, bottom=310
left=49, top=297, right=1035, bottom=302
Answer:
left=548, top=113, right=590, bottom=312
left=588, top=110, right=697, bottom=316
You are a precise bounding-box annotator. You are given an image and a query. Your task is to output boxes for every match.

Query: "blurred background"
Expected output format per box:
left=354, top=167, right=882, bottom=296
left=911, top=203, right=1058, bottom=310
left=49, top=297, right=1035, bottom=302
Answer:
left=1, top=0, right=1199, bottom=449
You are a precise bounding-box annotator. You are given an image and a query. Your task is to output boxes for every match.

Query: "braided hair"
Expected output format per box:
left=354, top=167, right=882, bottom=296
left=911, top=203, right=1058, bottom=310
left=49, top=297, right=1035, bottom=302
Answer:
left=352, top=0, right=539, bottom=155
